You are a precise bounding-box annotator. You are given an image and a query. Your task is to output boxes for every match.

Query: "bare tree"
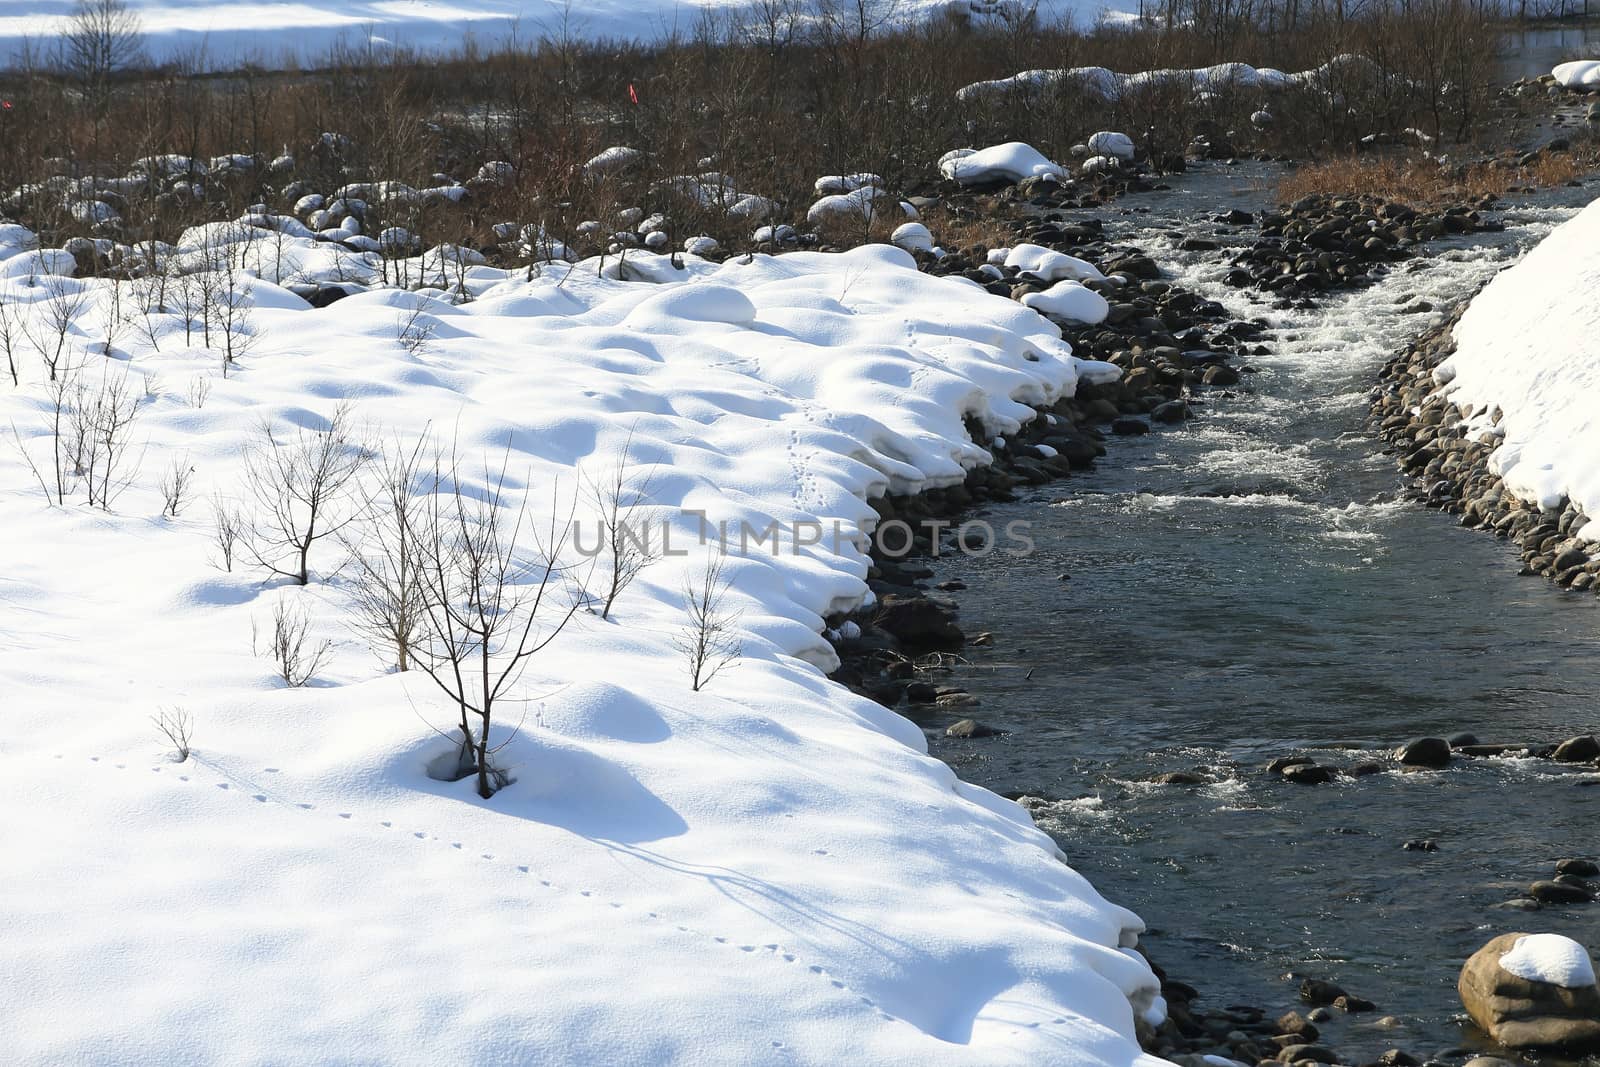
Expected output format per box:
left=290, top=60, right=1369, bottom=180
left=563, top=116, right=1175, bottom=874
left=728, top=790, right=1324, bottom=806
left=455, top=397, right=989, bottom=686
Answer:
left=68, top=362, right=142, bottom=509
left=586, top=438, right=660, bottom=620
left=21, top=273, right=89, bottom=382
left=0, top=301, right=22, bottom=385
left=256, top=593, right=333, bottom=687
left=62, top=0, right=145, bottom=116
left=343, top=436, right=427, bottom=672
left=408, top=451, right=586, bottom=798
left=675, top=552, right=742, bottom=692
left=241, top=403, right=369, bottom=585
left=152, top=707, right=193, bottom=761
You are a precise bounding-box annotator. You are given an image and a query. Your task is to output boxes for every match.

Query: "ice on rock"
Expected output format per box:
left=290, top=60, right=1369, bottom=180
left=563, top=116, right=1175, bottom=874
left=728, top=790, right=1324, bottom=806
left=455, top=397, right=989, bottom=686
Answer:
left=1500, top=935, right=1598, bottom=989
left=940, top=142, right=1064, bottom=185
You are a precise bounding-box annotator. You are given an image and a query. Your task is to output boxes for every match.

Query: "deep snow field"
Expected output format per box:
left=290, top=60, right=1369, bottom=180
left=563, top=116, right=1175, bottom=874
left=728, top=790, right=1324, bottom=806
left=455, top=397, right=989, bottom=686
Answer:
left=1437, top=195, right=1600, bottom=522
left=0, top=212, right=1169, bottom=1064
left=0, top=0, right=1143, bottom=67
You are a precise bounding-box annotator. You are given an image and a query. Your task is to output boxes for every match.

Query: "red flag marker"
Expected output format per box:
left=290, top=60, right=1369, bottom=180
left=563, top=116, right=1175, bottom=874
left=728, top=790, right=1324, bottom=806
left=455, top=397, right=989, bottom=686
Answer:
left=627, top=83, right=638, bottom=106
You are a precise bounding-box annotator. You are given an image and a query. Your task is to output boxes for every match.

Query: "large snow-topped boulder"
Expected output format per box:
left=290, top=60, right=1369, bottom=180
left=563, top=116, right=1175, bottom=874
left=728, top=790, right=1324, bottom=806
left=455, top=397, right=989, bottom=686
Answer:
left=1020, top=281, right=1110, bottom=324
left=1459, top=933, right=1600, bottom=1050
left=939, top=142, right=1064, bottom=186
left=890, top=222, right=934, bottom=253
left=1087, top=131, right=1136, bottom=161
left=1554, top=60, right=1600, bottom=90
left=1005, top=242, right=1105, bottom=283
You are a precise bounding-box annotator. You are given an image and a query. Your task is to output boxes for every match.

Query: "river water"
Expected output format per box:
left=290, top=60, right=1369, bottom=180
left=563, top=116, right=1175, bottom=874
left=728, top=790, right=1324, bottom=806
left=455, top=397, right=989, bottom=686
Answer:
left=924, top=163, right=1600, bottom=1060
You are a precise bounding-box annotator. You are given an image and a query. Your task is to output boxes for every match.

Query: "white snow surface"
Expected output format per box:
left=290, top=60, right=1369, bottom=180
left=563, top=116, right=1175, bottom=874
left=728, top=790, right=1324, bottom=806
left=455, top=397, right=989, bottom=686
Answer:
left=0, top=0, right=1143, bottom=67
left=1440, top=195, right=1600, bottom=516
left=0, top=220, right=1164, bottom=1065
left=1021, top=280, right=1111, bottom=324
left=1553, top=60, right=1600, bottom=90
left=1500, top=935, right=1598, bottom=989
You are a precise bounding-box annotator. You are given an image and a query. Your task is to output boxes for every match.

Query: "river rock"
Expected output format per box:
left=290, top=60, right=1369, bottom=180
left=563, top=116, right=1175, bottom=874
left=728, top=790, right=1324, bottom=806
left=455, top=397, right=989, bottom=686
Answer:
left=1276, top=1044, right=1337, bottom=1063
left=1276, top=1011, right=1319, bottom=1039
left=1462, top=1058, right=1519, bottom=1067
left=1282, top=763, right=1335, bottom=785
left=1151, top=771, right=1207, bottom=785
left=1558, top=859, right=1600, bottom=878
left=1300, top=978, right=1349, bottom=1006
left=1268, top=755, right=1314, bottom=773
left=945, top=718, right=1002, bottom=739
left=1552, top=735, right=1600, bottom=763
left=1458, top=932, right=1600, bottom=1050
left=1530, top=880, right=1594, bottom=904
left=1395, top=737, right=1452, bottom=768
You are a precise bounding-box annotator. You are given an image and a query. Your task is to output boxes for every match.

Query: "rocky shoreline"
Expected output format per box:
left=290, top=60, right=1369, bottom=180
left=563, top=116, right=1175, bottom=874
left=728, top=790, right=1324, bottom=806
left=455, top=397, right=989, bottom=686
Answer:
left=1374, top=305, right=1600, bottom=594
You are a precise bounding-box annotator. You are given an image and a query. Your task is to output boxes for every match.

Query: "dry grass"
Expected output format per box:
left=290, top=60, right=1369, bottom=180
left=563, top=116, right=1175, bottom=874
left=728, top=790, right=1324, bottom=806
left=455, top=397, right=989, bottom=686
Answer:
left=1275, top=141, right=1600, bottom=206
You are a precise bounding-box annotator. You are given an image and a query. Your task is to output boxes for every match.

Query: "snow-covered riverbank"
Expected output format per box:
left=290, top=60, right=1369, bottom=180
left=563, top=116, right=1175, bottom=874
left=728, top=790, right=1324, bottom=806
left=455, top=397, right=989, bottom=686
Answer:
left=0, top=219, right=1167, bottom=1064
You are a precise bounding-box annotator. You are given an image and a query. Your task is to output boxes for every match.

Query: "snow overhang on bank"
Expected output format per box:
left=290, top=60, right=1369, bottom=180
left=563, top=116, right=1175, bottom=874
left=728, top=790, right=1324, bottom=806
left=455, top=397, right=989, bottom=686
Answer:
left=1438, top=195, right=1600, bottom=522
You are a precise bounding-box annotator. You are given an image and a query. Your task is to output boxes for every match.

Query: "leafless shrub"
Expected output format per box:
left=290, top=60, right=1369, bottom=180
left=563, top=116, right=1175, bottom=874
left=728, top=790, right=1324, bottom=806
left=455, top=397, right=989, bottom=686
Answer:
left=21, top=273, right=89, bottom=383
left=210, top=492, right=243, bottom=571
left=187, top=374, right=211, bottom=409
left=62, top=0, right=145, bottom=115
left=159, top=455, right=193, bottom=517
left=586, top=437, right=660, bottom=620
left=67, top=361, right=143, bottom=509
left=343, top=436, right=427, bottom=672
left=394, top=300, right=435, bottom=357
left=240, top=402, right=370, bottom=585
left=0, top=301, right=22, bottom=386
left=255, top=593, right=333, bottom=688
left=675, top=552, right=743, bottom=692
left=152, top=706, right=193, bottom=761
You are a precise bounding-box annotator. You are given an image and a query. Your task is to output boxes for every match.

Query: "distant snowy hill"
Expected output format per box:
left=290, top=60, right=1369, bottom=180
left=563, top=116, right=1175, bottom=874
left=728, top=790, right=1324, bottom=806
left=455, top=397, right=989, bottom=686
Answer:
left=0, top=0, right=1145, bottom=68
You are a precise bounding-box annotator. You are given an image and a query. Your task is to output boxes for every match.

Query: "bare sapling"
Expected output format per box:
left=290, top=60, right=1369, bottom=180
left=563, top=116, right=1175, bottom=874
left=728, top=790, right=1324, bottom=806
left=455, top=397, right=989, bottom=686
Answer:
left=394, top=298, right=435, bottom=357
left=152, top=706, right=193, bottom=761
left=343, top=436, right=427, bottom=672
left=0, top=301, right=22, bottom=385
left=209, top=492, right=243, bottom=571
left=676, top=551, right=743, bottom=692
left=21, top=273, right=89, bottom=382
left=256, top=593, right=333, bottom=687
left=408, top=450, right=587, bottom=799
left=241, top=402, right=369, bottom=585
left=587, top=437, right=660, bottom=620
left=68, top=361, right=143, bottom=509
left=159, top=454, right=193, bottom=517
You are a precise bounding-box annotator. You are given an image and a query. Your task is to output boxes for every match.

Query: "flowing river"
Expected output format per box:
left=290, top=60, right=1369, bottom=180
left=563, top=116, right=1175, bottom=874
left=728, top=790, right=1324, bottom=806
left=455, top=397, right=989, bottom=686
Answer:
left=924, top=162, right=1600, bottom=1061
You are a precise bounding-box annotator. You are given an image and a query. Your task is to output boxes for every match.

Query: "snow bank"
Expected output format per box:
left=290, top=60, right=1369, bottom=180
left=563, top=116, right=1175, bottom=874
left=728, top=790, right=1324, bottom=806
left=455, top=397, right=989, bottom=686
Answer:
left=1553, top=60, right=1600, bottom=90
left=0, top=223, right=1161, bottom=1065
left=1440, top=196, right=1600, bottom=515
left=940, top=142, right=1065, bottom=185
left=0, top=0, right=1145, bottom=68
left=1500, top=935, right=1598, bottom=989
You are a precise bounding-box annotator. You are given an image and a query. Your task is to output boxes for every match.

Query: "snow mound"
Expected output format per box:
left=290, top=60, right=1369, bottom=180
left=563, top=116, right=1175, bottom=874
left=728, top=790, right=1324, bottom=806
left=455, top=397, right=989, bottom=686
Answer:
left=1500, top=935, right=1598, bottom=989
left=1006, top=243, right=1106, bottom=283
left=0, top=220, right=1160, bottom=1065
left=940, top=142, right=1065, bottom=185
left=1087, top=131, right=1136, bottom=161
left=1441, top=196, right=1600, bottom=515
left=1020, top=281, right=1111, bottom=324
left=1553, top=60, right=1600, bottom=90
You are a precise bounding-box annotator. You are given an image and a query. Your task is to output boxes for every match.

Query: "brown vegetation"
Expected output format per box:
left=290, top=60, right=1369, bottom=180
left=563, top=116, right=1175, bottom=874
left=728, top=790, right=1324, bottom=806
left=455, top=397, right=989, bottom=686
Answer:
left=1276, top=138, right=1600, bottom=205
